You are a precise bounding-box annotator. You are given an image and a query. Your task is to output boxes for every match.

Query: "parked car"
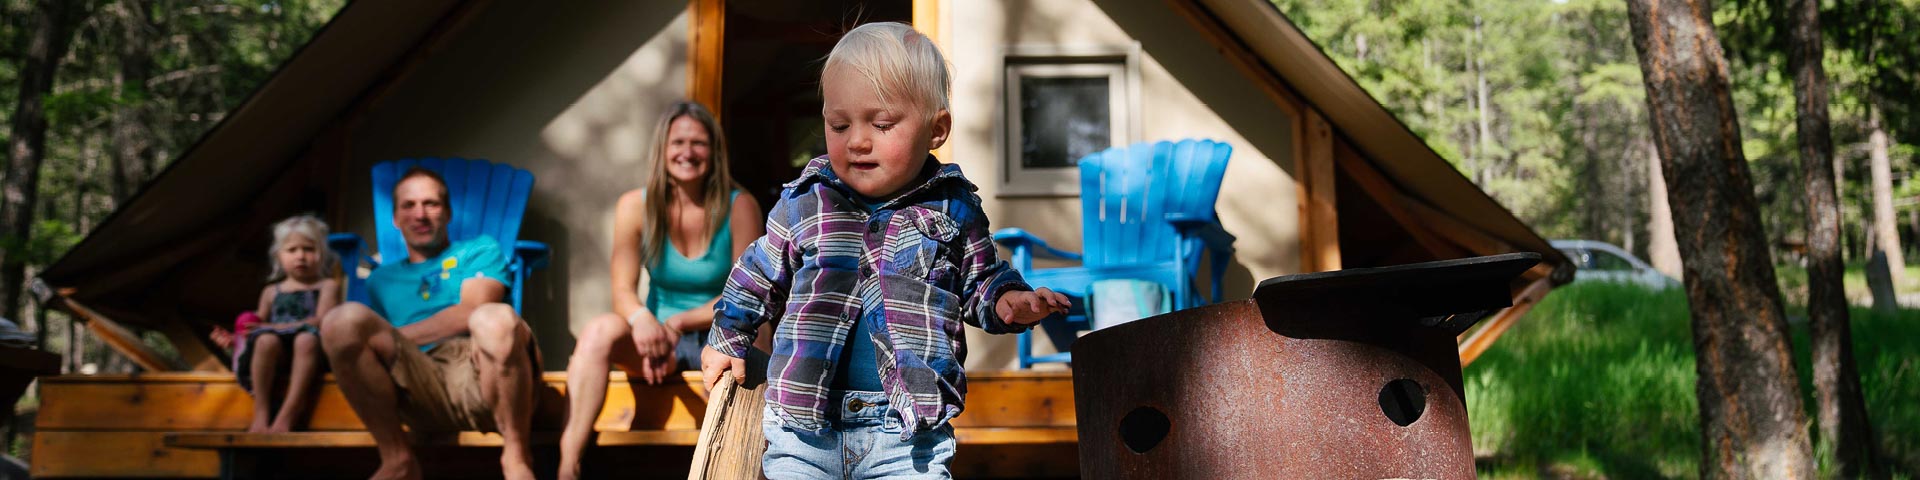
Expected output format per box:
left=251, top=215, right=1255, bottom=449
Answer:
left=1551, top=239, right=1681, bottom=290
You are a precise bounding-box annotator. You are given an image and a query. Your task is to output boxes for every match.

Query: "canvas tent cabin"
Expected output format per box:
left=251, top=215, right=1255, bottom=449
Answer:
left=29, top=0, right=1570, bottom=477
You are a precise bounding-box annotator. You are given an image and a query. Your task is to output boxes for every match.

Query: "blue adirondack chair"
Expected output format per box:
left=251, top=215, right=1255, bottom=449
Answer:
left=327, top=158, right=551, bottom=313
left=992, top=139, right=1236, bottom=368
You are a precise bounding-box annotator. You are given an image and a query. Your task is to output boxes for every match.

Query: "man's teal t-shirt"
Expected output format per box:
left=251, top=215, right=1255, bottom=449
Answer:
left=366, top=236, right=512, bottom=332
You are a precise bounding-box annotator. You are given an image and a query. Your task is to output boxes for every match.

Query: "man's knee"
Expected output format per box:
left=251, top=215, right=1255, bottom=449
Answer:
left=321, top=303, right=382, bottom=351
left=469, top=303, right=529, bottom=348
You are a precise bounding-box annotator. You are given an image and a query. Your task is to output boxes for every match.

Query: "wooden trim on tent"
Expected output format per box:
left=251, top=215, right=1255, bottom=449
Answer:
left=49, top=292, right=179, bottom=372
left=913, top=0, right=952, bottom=164
left=1458, top=275, right=1552, bottom=366
left=1162, top=0, right=1304, bottom=117
left=1296, top=109, right=1340, bottom=272
left=688, top=0, right=725, bottom=113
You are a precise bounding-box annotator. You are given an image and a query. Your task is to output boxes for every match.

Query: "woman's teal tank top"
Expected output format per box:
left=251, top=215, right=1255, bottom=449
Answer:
left=645, top=190, right=739, bottom=320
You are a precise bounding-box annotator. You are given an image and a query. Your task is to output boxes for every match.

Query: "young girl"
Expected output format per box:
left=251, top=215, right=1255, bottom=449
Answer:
left=235, top=214, right=340, bottom=433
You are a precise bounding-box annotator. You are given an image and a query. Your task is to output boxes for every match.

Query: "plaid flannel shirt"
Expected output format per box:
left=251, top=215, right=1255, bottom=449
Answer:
left=708, top=155, right=1033, bottom=437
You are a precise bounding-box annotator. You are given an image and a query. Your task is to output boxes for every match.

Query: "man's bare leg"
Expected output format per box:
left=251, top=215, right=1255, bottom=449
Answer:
left=559, top=313, right=646, bottom=480
left=269, top=332, right=325, bottom=433
left=321, top=303, right=418, bottom=480
left=469, top=303, right=536, bottom=480
left=247, top=334, right=284, bottom=433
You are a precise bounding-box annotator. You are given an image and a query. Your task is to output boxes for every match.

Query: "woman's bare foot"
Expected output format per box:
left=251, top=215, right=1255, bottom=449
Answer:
left=246, top=418, right=270, bottom=433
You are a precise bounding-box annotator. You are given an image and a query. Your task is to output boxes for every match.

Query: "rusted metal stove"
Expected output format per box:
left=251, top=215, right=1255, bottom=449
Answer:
left=1071, top=253, right=1539, bottom=479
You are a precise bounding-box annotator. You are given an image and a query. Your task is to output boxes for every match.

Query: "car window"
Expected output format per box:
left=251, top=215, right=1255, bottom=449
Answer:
left=1559, top=248, right=1596, bottom=269
left=1590, top=250, right=1635, bottom=271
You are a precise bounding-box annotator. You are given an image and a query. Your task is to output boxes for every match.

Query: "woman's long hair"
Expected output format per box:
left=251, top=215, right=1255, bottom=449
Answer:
left=639, top=100, right=738, bottom=269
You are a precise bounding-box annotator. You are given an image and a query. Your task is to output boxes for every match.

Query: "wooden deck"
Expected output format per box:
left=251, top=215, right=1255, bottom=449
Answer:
left=33, top=370, right=1078, bottom=478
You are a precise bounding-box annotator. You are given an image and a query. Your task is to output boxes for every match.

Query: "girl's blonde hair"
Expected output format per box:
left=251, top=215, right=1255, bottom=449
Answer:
left=266, top=214, right=339, bottom=282
left=639, top=100, right=739, bottom=270
left=823, top=22, right=950, bottom=121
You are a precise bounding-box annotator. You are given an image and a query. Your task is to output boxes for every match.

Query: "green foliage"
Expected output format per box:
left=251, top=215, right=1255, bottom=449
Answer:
left=1272, top=0, right=1920, bottom=265
left=1469, top=283, right=1920, bottom=477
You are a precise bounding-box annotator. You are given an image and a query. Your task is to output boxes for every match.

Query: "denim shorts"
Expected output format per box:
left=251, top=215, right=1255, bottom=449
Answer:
left=761, top=390, right=957, bottom=479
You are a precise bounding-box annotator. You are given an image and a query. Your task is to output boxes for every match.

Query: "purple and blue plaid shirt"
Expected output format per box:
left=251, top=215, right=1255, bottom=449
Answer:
left=708, top=155, right=1033, bottom=437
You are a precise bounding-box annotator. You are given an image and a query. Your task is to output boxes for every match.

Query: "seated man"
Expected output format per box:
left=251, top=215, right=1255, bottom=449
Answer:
left=321, top=167, right=540, bottom=480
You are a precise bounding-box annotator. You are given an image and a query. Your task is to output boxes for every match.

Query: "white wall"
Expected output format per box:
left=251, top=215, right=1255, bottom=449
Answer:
left=344, top=1, right=689, bottom=367
left=946, top=0, right=1305, bottom=371
left=335, top=0, right=1305, bottom=372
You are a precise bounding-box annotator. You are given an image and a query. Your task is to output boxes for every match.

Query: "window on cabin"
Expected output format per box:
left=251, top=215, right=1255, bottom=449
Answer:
left=1001, top=50, right=1137, bottom=196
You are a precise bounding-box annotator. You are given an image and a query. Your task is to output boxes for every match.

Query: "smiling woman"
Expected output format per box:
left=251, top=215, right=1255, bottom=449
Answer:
left=557, top=100, right=765, bottom=480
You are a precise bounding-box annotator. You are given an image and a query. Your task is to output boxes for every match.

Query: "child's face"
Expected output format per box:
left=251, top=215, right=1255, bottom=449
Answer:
left=277, top=234, right=322, bottom=281
left=663, top=115, right=714, bottom=187
left=821, top=66, right=950, bottom=200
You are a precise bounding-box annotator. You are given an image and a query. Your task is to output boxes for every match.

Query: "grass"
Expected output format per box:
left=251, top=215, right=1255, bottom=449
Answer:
left=1467, top=281, right=1920, bottom=479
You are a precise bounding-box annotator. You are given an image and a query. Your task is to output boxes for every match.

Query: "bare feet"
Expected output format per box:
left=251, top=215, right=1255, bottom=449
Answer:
left=247, top=418, right=270, bottom=433
left=264, top=421, right=293, bottom=434
left=369, top=456, right=423, bottom=480
left=557, top=460, right=581, bottom=480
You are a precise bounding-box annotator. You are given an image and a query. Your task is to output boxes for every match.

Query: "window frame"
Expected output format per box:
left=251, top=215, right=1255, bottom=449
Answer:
left=996, top=44, right=1142, bottom=197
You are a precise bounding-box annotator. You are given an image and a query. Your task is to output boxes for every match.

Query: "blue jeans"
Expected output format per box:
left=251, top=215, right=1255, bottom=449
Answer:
left=761, top=391, right=957, bottom=479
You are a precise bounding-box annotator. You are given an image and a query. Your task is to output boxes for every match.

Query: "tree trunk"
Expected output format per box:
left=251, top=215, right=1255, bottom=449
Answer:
left=1472, top=15, right=1492, bottom=186
left=1648, top=139, right=1683, bottom=279
left=2, top=0, right=91, bottom=324
left=111, top=0, right=157, bottom=206
left=1870, top=109, right=1903, bottom=287
left=1784, top=0, right=1880, bottom=475
left=1624, top=1, right=1816, bottom=478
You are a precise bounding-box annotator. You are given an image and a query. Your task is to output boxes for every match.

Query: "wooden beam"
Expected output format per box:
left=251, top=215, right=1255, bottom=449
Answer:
left=53, top=294, right=179, bottom=372
left=1296, top=109, right=1340, bottom=271
left=688, top=0, right=725, bottom=112
left=32, top=431, right=220, bottom=478
left=1457, top=276, right=1553, bottom=366
left=36, top=371, right=1077, bottom=431
left=914, top=0, right=952, bottom=165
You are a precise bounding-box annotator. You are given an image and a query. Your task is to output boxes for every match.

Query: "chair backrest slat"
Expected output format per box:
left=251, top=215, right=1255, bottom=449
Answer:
left=1074, top=139, right=1232, bottom=270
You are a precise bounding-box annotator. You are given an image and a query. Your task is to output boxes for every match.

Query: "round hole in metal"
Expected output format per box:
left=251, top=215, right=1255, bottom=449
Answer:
left=1379, top=378, right=1427, bottom=427
left=1119, top=406, right=1171, bottom=454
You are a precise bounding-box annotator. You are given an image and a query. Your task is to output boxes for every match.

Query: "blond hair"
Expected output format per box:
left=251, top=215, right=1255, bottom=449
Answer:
left=266, top=214, right=339, bottom=282
left=639, top=100, right=739, bottom=270
left=823, top=22, right=950, bottom=121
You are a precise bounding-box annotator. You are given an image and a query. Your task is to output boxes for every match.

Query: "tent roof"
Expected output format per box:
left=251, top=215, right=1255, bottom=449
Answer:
left=39, top=0, right=1567, bottom=322
left=37, top=0, right=462, bottom=297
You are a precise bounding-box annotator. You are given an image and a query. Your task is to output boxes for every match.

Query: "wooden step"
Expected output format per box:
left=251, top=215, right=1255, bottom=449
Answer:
left=163, top=426, right=1077, bottom=449
left=34, top=370, right=1079, bottom=479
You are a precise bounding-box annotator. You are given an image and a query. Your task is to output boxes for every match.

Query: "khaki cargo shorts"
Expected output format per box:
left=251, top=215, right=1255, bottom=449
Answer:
left=387, top=330, right=541, bottom=432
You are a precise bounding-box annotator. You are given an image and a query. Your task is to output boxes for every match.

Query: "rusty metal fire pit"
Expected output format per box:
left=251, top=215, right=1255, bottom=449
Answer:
left=1070, top=253, right=1540, bottom=479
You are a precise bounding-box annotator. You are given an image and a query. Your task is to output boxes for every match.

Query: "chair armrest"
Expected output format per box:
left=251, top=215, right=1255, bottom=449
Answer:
left=1165, top=213, right=1236, bottom=254
left=513, top=241, right=551, bottom=271
left=991, top=228, right=1083, bottom=261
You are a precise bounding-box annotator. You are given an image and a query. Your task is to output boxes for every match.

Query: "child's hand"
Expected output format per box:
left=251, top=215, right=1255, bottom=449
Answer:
left=208, top=327, right=234, bottom=351
left=700, top=346, right=747, bottom=393
left=995, top=287, right=1070, bottom=325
